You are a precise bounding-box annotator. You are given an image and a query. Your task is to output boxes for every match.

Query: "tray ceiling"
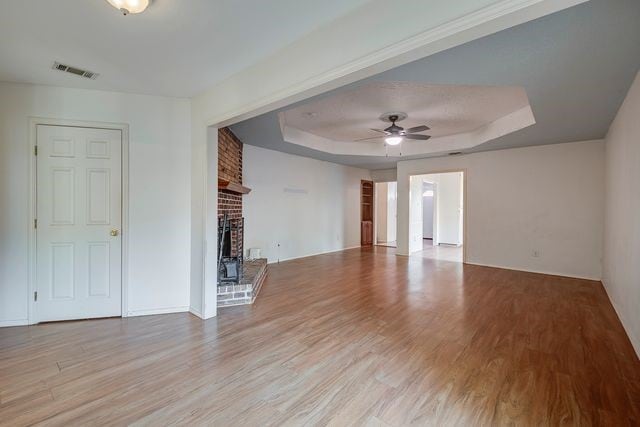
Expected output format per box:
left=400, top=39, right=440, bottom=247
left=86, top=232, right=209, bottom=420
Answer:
left=231, top=0, right=640, bottom=169
left=279, top=82, right=533, bottom=157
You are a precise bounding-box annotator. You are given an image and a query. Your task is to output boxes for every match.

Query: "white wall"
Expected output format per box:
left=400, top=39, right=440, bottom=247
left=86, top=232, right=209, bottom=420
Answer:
left=397, top=140, right=604, bottom=280
left=427, top=172, right=463, bottom=246
left=375, top=183, right=388, bottom=243
left=376, top=181, right=398, bottom=244
left=0, top=82, right=192, bottom=326
left=603, top=72, right=640, bottom=357
left=423, top=183, right=434, bottom=239
left=242, top=145, right=370, bottom=263
left=386, top=182, right=397, bottom=243
left=371, top=169, right=397, bottom=183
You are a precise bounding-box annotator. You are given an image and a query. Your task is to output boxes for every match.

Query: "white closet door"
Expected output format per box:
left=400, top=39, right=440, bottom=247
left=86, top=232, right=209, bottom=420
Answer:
left=36, top=125, right=122, bottom=322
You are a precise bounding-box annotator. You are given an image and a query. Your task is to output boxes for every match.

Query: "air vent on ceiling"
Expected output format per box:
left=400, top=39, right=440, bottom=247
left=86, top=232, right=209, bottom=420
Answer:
left=52, top=62, right=99, bottom=80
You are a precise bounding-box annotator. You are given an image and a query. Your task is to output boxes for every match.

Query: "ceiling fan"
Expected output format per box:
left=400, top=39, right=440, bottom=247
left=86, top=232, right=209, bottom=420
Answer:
left=357, top=112, right=431, bottom=146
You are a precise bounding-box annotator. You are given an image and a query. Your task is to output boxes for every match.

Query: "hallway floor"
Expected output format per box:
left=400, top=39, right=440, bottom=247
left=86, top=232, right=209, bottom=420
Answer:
left=416, top=239, right=463, bottom=262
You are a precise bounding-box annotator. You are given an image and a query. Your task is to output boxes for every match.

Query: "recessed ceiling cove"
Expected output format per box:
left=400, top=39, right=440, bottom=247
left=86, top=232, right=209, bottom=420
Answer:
left=279, top=82, right=535, bottom=157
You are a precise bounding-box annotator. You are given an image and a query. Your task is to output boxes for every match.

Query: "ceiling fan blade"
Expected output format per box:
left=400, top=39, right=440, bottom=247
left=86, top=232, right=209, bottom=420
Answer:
left=354, top=128, right=391, bottom=141
left=406, top=125, right=430, bottom=133
left=354, top=135, right=385, bottom=142
left=405, top=134, right=431, bottom=140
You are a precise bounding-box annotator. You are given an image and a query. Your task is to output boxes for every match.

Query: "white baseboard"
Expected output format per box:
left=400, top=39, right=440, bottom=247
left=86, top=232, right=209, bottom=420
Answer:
left=464, top=261, right=601, bottom=281
left=272, top=245, right=361, bottom=264
left=127, top=306, right=190, bottom=317
left=0, top=319, right=29, bottom=328
left=189, top=306, right=204, bottom=319
left=601, top=279, right=640, bottom=359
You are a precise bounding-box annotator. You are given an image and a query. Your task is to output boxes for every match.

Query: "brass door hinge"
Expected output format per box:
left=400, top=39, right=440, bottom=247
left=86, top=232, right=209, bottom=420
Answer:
left=34, top=219, right=37, bottom=229
left=34, top=291, right=38, bottom=302
left=34, top=145, right=38, bottom=156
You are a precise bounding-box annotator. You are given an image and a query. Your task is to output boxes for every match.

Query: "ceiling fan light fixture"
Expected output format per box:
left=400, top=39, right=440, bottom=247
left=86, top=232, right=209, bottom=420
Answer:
left=106, top=0, right=151, bottom=15
left=385, top=136, right=403, bottom=146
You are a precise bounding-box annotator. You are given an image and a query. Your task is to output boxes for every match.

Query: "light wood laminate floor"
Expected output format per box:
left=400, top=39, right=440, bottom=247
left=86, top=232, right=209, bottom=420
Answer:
left=417, top=239, right=463, bottom=262
left=1, top=246, right=639, bottom=426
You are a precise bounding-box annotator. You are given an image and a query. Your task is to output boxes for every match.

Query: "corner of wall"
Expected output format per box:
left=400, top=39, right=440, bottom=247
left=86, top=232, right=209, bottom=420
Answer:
left=602, top=278, right=640, bottom=359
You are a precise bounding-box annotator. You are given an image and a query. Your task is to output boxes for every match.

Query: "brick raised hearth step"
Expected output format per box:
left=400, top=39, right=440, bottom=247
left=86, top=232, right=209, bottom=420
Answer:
left=217, top=259, right=267, bottom=307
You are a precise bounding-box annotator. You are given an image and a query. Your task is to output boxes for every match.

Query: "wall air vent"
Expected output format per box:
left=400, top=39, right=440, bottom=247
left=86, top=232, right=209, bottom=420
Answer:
left=52, top=62, right=99, bottom=80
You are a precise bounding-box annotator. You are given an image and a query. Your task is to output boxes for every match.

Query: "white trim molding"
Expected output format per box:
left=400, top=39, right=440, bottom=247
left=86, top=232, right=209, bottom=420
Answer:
left=272, top=245, right=362, bottom=264
left=127, top=306, right=190, bottom=317
left=465, top=261, right=602, bottom=282
left=0, top=319, right=30, bottom=328
left=189, top=307, right=204, bottom=319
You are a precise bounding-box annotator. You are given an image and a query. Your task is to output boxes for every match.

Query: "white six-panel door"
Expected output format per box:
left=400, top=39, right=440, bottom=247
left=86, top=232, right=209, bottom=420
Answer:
left=36, top=125, right=122, bottom=322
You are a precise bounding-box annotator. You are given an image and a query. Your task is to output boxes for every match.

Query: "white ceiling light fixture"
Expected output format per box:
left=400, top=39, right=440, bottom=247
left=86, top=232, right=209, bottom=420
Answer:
left=385, top=136, right=403, bottom=146
left=106, top=0, right=151, bottom=15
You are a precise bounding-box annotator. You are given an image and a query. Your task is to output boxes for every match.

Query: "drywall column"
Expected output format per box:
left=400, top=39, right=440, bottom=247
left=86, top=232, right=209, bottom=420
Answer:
left=189, top=98, right=217, bottom=320
left=408, top=176, right=424, bottom=254
left=603, top=72, right=640, bottom=357
left=203, top=127, right=219, bottom=318
left=397, top=169, right=410, bottom=256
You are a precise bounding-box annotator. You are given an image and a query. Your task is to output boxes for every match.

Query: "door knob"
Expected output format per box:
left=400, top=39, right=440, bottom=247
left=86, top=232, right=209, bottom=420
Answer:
left=110, top=229, right=119, bottom=237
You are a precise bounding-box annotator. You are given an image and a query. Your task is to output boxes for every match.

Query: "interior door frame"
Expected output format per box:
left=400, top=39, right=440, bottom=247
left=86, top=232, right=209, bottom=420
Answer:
left=408, top=169, right=467, bottom=263
left=28, top=117, right=130, bottom=325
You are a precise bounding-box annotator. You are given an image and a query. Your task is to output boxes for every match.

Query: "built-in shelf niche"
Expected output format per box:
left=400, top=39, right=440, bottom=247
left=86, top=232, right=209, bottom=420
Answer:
left=361, top=180, right=374, bottom=245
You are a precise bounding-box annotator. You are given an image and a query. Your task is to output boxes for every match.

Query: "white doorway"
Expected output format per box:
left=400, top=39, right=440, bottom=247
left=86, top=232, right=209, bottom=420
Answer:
left=34, top=124, right=123, bottom=322
left=409, top=171, right=464, bottom=262
left=422, top=181, right=436, bottom=242
left=374, top=181, right=397, bottom=247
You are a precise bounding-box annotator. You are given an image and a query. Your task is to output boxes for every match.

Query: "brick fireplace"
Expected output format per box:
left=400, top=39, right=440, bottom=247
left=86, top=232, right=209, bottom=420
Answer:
left=216, top=127, right=267, bottom=307
left=218, top=128, right=244, bottom=259
left=218, top=128, right=243, bottom=221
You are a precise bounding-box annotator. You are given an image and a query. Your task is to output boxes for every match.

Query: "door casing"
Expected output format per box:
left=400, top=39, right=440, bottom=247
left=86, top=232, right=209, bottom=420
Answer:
left=406, top=169, right=467, bottom=261
left=28, top=117, right=130, bottom=324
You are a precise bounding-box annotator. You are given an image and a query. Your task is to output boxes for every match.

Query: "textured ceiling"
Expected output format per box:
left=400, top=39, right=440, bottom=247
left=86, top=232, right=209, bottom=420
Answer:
left=0, top=0, right=369, bottom=97
left=231, top=0, right=640, bottom=169
left=281, top=82, right=529, bottom=141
